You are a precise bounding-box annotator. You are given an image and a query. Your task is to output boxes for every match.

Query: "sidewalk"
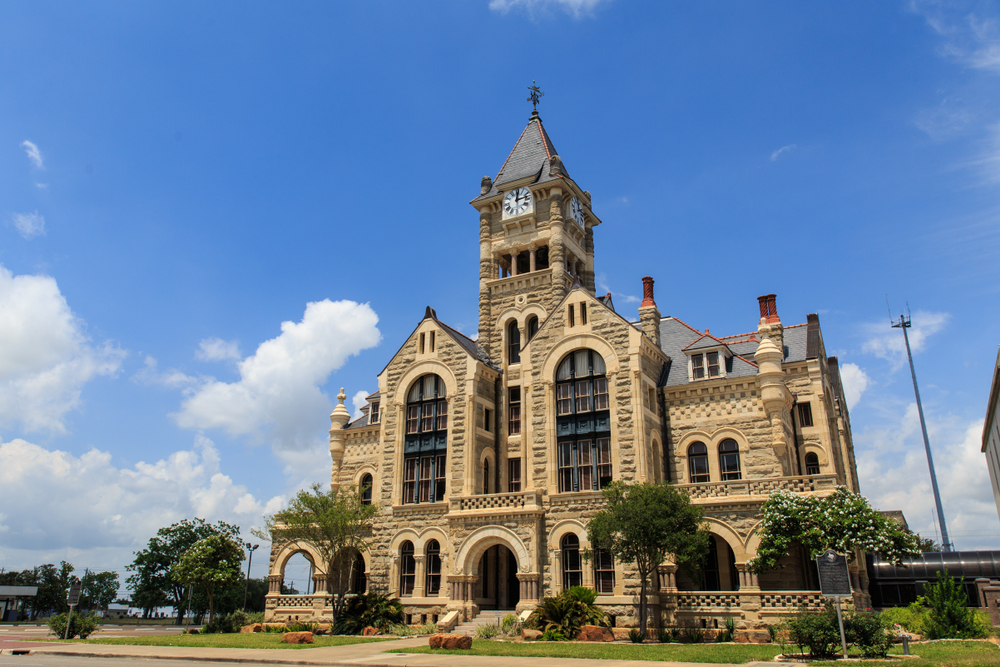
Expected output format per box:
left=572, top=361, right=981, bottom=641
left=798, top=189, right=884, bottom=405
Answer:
left=5, top=636, right=766, bottom=667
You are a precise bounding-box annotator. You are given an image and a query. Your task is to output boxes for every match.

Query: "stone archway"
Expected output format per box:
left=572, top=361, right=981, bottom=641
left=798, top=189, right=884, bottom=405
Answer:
left=455, top=526, right=531, bottom=575
left=453, top=526, right=533, bottom=613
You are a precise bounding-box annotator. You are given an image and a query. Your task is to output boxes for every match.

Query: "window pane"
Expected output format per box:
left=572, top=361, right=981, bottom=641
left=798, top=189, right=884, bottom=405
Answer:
left=509, top=404, right=521, bottom=434
left=407, top=406, right=419, bottom=434
left=575, top=380, right=591, bottom=412
left=418, top=457, right=432, bottom=502
left=557, top=383, right=573, bottom=415
left=597, top=438, right=612, bottom=488
left=720, top=452, right=741, bottom=481
left=575, top=350, right=589, bottom=376
left=437, top=400, right=448, bottom=430
left=424, top=375, right=436, bottom=399
left=556, top=357, right=572, bottom=381
left=558, top=443, right=574, bottom=492
left=578, top=440, right=593, bottom=490
left=508, top=458, right=521, bottom=492
left=591, top=353, right=606, bottom=375
left=692, top=354, right=704, bottom=379
left=435, top=454, right=447, bottom=500
left=593, top=377, right=609, bottom=410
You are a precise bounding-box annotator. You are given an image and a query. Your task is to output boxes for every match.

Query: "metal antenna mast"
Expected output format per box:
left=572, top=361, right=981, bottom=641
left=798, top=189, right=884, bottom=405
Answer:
left=891, top=309, right=953, bottom=551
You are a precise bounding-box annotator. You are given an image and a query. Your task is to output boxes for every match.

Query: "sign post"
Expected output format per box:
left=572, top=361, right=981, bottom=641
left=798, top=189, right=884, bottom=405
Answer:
left=815, top=550, right=851, bottom=660
left=64, top=578, right=82, bottom=640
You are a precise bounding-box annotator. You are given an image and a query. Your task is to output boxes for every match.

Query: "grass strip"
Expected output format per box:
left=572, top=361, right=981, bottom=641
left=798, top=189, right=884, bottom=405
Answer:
left=810, top=640, right=1000, bottom=667
left=31, top=634, right=388, bottom=650
left=389, top=639, right=784, bottom=663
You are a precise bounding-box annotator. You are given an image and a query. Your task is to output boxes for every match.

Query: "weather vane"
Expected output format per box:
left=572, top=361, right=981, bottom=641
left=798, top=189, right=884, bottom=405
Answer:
left=527, top=80, right=544, bottom=111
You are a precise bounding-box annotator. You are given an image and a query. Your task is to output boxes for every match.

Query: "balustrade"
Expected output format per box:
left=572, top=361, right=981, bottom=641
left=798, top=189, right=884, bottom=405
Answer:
left=675, top=474, right=838, bottom=500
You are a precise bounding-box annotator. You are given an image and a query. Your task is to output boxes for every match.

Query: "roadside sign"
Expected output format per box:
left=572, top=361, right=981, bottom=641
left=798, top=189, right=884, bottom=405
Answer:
left=67, top=579, right=82, bottom=606
left=816, top=549, right=851, bottom=597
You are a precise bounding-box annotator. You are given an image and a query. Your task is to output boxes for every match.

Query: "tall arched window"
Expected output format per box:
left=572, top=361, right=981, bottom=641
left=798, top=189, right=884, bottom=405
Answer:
left=719, top=439, right=741, bottom=481
left=360, top=473, right=373, bottom=505
left=425, top=540, right=442, bottom=596
left=688, top=442, right=709, bottom=483
left=527, top=316, right=539, bottom=341
left=483, top=459, right=490, bottom=495
left=507, top=321, right=521, bottom=364
left=556, top=349, right=612, bottom=492
left=594, top=546, right=615, bottom=594
left=403, top=375, right=447, bottom=504
left=805, top=452, right=821, bottom=475
left=561, top=534, right=582, bottom=590
left=400, top=542, right=415, bottom=596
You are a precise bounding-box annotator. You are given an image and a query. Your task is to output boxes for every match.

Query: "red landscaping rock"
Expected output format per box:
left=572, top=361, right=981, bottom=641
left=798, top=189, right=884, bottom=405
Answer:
left=734, top=630, right=771, bottom=644
left=281, top=631, right=314, bottom=644
left=240, top=623, right=262, bottom=633
left=577, top=625, right=615, bottom=642
left=429, top=633, right=472, bottom=649
left=521, top=628, right=542, bottom=641
left=362, top=626, right=379, bottom=636
left=187, top=628, right=199, bottom=635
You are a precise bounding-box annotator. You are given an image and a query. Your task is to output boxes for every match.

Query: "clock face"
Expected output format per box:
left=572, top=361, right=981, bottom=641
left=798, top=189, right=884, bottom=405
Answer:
left=570, top=196, right=584, bottom=226
left=502, top=187, right=533, bottom=217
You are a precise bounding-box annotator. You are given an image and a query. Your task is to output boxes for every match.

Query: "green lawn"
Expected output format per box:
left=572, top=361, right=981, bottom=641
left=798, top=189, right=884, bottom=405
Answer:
left=35, top=634, right=389, bottom=650
left=811, top=640, right=1000, bottom=667
left=390, top=640, right=785, bottom=663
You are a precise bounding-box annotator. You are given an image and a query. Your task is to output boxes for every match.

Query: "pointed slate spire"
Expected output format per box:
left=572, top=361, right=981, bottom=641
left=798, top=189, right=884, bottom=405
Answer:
left=473, top=112, right=568, bottom=201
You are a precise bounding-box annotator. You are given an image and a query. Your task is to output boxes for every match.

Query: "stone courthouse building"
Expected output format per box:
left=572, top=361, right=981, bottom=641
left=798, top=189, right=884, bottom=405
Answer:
left=265, top=108, right=865, bottom=631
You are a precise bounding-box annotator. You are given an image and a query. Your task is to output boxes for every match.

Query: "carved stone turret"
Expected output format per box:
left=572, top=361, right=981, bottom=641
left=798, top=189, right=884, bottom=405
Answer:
left=754, top=295, right=792, bottom=459
left=328, top=387, right=351, bottom=491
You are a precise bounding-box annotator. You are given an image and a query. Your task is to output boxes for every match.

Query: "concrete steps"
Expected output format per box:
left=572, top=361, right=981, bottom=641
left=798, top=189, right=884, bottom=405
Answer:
left=451, top=609, right=517, bottom=637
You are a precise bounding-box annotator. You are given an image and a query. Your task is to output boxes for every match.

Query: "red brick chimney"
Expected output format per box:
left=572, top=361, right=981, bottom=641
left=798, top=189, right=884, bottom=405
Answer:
left=757, top=294, right=780, bottom=324
left=640, top=276, right=656, bottom=309
left=639, top=277, right=661, bottom=348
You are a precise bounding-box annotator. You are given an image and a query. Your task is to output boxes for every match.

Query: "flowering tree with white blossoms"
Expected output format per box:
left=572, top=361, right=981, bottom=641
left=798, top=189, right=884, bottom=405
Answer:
left=747, top=487, right=921, bottom=574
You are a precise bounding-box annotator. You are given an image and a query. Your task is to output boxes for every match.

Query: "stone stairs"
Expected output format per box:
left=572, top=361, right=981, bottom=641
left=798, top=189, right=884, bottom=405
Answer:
left=451, top=609, right=517, bottom=636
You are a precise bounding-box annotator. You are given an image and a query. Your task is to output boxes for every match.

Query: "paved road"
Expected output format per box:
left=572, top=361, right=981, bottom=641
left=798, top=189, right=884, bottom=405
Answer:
left=0, top=656, right=281, bottom=667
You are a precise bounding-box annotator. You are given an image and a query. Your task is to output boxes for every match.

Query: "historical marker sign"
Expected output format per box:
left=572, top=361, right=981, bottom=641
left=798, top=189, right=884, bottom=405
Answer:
left=67, top=579, right=82, bottom=607
left=816, top=549, right=852, bottom=597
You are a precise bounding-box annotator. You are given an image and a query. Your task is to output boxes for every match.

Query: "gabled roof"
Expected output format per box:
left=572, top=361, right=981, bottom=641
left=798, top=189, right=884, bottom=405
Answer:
left=378, top=307, right=499, bottom=378
left=681, top=332, right=731, bottom=352
left=473, top=112, right=567, bottom=201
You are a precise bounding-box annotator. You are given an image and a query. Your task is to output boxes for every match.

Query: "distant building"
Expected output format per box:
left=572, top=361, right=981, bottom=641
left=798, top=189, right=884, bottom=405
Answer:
left=983, top=347, right=1000, bottom=523
left=265, top=109, right=865, bottom=632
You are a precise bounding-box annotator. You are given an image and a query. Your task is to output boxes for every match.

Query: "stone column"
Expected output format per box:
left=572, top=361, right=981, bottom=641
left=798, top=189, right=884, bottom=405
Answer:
left=479, top=215, right=494, bottom=357
left=553, top=550, right=564, bottom=594
left=268, top=574, right=283, bottom=594
left=583, top=221, right=596, bottom=293
left=754, top=295, right=791, bottom=462
left=516, top=572, right=540, bottom=613
left=548, top=189, right=567, bottom=303
left=413, top=555, right=427, bottom=598
left=329, top=388, right=351, bottom=491
left=511, top=250, right=520, bottom=276
left=529, top=245, right=537, bottom=273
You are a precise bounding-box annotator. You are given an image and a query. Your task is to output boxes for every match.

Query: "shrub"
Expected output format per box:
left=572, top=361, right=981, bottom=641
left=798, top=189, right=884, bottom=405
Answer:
left=526, top=587, right=608, bottom=638
left=475, top=623, right=500, bottom=639
left=335, top=592, right=404, bottom=635
left=657, top=628, right=671, bottom=643
left=879, top=603, right=927, bottom=635
left=500, top=613, right=521, bottom=636
left=204, top=610, right=252, bottom=634
left=924, top=570, right=985, bottom=639
left=540, top=628, right=567, bottom=641
left=767, top=624, right=777, bottom=643
left=418, top=621, right=439, bottom=635
left=389, top=623, right=417, bottom=636
left=47, top=613, right=99, bottom=640
left=716, top=617, right=736, bottom=642
left=628, top=628, right=644, bottom=643
left=245, top=611, right=265, bottom=624
left=678, top=627, right=704, bottom=644
left=846, top=611, right=893, bottom=659
left=784, top=604, right=841, bottom=658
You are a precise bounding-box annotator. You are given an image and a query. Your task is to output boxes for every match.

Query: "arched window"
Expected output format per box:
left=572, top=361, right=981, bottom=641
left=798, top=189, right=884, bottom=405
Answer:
left=805, top=452, right=821, bottom=475
left=556, top=350, right=612, bottom=492
left=719, top=439, right=741, bottom=481
left=483, top=459, right=490, bottom=495
left=403, top=375, right=447, bottom=504
left=351, top=552, right=367, bottom=594
left=594, top=547, right=615, bottom=594
left=561, top=534, right=582, bottom=590
left=507, top=321, right=521, bottom=364
left=688, top=442, right=709, bottom=483
left=400, top=542, right=415, bottom=596
left=425, top=540, right=442, bottom=596
left=527, top=316, right=539, bottom=341
left=360, top=473, right=373, bottom=505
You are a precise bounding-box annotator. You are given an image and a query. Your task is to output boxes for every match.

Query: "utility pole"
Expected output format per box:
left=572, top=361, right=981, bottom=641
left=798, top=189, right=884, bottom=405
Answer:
left=892, top=312, right=953, bottom=551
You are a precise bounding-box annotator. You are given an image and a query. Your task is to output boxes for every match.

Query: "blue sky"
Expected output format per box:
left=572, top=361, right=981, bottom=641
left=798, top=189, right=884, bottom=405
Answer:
left=2, top=0, right=1000, bottom=591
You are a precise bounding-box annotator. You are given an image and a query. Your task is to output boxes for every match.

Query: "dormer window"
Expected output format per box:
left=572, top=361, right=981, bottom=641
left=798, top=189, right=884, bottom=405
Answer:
left=369, top=401, right=381, bottom=425
left=691, top=351, right=721, bottom=380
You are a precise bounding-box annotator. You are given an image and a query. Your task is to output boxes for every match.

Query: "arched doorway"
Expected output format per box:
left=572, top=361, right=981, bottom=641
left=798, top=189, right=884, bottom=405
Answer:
left=282, top=552, right=314, bottom=595
left=476, top=545, right=520, bottom=610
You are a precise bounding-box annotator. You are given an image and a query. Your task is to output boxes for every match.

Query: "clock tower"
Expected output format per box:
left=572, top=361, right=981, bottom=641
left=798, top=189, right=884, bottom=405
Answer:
left=470, top=109, right=601, bottom=359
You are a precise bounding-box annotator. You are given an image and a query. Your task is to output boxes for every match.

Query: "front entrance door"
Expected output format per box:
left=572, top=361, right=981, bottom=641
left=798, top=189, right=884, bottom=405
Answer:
left=476, top=545, right=520, bottom=610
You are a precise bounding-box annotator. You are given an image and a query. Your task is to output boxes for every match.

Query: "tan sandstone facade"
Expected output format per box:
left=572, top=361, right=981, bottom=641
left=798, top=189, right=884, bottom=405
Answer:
left=265, top=111, right=865, bottom=631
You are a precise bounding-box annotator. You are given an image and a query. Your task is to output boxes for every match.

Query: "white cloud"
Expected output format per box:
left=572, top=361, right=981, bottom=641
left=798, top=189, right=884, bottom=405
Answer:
left=770, top=144, right=797, bottom=161
left=11, top=211, right=46, bottom=239
left=489, top=0, right=608, bottom=18
left=857, top=414, right=998, bottom=550
left=21, top=140, right=43, bottom=169
left=838, top=362, right=870, bottom=411
left=172, top=299, right=381, bottom=464
left=0, top=434, right=283, bottom=572
left=35, top=183, right=48, bottom=190
left=131, top=355, right=198, bottom=389
left=196, top=337, right=242, bottom=362
left=352, top=390, right=369, bottom=420
left=596, top=273, right=640, bottom=304
left=860, top=310, right=949, bottom=368
left=0, top=264, right=125, bottom=435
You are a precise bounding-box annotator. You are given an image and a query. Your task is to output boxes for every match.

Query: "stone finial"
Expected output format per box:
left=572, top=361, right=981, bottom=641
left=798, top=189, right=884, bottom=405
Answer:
left=481, top=176, right=492, bottom=195
left=330, top=387, right=351, bottom=430
left=640, top=276, right=656, bottom=309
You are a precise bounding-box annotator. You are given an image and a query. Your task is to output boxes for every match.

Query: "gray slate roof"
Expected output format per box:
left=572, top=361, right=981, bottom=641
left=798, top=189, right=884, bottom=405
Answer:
left=474, top=113, right=567, bottom=201
left=658, top=317, right=812, bottom=387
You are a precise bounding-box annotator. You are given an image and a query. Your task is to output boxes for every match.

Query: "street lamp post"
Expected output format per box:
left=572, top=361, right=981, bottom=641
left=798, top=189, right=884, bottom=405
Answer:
left=242, top=542, right=260, bottom=612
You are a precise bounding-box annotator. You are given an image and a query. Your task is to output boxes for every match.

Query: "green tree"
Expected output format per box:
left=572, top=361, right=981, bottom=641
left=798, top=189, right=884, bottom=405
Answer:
left=126, top=518, right=241, bottom=624
left=585, top=481, right=709, bottom=637
left=81, top=571, right=120, bottom=612
left=747, top=488, right=921, bottom=573
left=256, top=483, right=379, bottom=626
left=24, top=562, right=75, bottom=619
left=172, top=534, right=244, bottom=623
left=924, top=569, right=983, bottom=639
